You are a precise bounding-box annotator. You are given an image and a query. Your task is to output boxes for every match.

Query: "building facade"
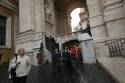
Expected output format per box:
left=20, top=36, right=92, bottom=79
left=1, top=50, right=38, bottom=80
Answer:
left=0, top=0, right=125, bottom=64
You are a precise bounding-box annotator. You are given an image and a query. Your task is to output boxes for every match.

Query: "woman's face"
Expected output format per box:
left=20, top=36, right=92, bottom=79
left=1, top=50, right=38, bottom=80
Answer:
left=18, top=48, right=25, bottom=56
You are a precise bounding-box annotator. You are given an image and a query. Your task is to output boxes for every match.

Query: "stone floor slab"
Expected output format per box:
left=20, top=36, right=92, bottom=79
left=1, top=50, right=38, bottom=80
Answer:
left=97, top=57, right=125, bottom=83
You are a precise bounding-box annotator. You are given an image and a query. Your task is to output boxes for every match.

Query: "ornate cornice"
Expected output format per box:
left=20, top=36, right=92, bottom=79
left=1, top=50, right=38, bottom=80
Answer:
left=16, top=30, right=45, bottom=44
left=16, top=31, right=35, bottom=44
left=0, top=0, right=17, bottom=11
left=104, top=0, right=122, bottom=9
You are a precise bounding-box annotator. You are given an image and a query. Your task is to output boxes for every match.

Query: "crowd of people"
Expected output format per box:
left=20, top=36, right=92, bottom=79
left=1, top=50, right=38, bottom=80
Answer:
left=8, top=46, right=82, bottom=83
left=52, top=46, right=82, bottom=69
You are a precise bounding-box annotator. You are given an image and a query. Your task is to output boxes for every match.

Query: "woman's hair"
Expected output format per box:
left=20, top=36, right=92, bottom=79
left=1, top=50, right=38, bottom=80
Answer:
left=18, top=48, right=25, bottom=53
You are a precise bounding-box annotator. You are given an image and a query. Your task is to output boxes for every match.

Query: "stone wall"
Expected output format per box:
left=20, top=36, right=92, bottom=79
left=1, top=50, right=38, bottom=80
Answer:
left=104, top=0, right=125, bottom=39
left=16, top=0, right=125, bottom=59
left=16, top=0, right=46, bottom=53
left=86, top=0, right=108, bottom=58
left=86, top=0, right=125, bottom=58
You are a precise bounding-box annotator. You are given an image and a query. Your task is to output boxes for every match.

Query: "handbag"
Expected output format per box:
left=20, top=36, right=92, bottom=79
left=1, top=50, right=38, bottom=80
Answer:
left=10, top=55, right=17, bottom=79
left=10, top=68, right=16, bottom=79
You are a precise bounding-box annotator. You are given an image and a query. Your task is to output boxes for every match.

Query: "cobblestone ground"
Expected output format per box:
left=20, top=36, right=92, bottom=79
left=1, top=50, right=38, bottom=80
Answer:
left=0, top=63, right=116, bottom=83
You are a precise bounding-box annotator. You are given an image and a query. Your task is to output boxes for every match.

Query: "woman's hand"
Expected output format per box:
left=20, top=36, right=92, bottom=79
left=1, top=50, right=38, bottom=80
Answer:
left=16, top=62, right=20, bottom=67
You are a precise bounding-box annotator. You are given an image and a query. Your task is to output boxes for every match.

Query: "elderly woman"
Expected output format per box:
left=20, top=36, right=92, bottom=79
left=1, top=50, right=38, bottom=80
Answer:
left=8, top=48, right=31, bottom=83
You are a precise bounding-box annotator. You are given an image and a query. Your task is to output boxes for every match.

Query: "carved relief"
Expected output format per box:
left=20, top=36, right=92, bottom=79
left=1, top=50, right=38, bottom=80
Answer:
left=44, top=0, right=53, bottom=24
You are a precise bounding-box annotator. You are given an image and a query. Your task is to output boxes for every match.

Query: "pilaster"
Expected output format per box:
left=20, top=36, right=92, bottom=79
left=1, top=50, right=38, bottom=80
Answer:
left=33, top=0, right=46, bottom=48
left=104, top=0, right=125, bottom=39
left=33, top=0, right=45, bottom=32
left=17, top=0, right=46, bottom=53
left=86, top=0, right=107, bottom=41
left=19, top=0, right=35, bottom=32
left=86, top=0, right=109, bottom=58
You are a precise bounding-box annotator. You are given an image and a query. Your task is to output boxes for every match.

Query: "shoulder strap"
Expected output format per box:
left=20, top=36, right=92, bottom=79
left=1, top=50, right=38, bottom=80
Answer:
left=15, top=55, right=18, bottom=63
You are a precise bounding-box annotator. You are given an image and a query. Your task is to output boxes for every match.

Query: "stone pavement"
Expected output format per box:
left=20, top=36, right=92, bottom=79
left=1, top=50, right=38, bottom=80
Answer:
left=97, top=57, right=125, bottom=83
left=0, top=63, right=116, bottom=83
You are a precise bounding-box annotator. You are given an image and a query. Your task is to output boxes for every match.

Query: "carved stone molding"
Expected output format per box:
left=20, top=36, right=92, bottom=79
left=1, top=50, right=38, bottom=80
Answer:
left=34, top=32, right=45, bottom=41
left=104, top=0, right=125, bottom=22
left=89, top=13, right=105, bottom=28
left=0, top=0, right=17, bottom=11
left=16, top=31, right=35, bottom=44
left=56, top=32, right=78, bottom=45
left=104, top=0, right=122, bottom=9
left=16, top=30, right=45, bottom=45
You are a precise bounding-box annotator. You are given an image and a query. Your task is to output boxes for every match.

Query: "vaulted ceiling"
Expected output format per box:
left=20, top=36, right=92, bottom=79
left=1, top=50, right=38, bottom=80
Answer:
left=54, top=0, right=87, bottom=13
left=54, top=0, right=70, bottom=13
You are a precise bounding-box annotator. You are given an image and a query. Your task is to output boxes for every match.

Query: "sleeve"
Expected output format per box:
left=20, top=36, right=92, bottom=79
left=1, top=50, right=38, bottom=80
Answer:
left=8, top=59, right=12, bottom=72
left=8, top=58, right=16, bottom=72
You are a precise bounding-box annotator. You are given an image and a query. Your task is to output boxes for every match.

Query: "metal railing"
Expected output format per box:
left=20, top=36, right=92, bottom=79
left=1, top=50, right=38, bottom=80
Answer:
left=107, top=39, right=125, bottom=57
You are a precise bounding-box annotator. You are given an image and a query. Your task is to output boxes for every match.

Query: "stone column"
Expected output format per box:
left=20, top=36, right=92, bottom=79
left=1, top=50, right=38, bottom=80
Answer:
left=86, top=0, right=109, bottom=58
left=31, top=0, right=46, bottom=64
left=33, top=0, right=46, bottom=48
left=104, top=0, right=125, bottom=39
left=33, top=0, right=45, bottom=32
left=16, top=0, right=35, bottom=53
left=19, top=0, right=35, bottom=32
left=86, top=0, right=107, bottom=41
left=17, top=0, right=46, bottom=53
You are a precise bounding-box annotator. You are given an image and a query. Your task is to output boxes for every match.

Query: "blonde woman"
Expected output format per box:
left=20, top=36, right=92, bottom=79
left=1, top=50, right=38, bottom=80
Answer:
left=8, top=48, right=31, bottom=83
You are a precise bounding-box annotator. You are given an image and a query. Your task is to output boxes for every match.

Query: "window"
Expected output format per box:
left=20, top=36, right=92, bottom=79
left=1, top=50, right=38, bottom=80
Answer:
left=0, top=54, right=2, bottom=61
left=0, top=16, right=6, bottom=46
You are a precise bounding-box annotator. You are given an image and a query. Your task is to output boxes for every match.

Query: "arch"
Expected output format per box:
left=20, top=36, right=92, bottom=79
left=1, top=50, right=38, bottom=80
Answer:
left=62, top=39, right=80, bottom=48
left=65, top=0, right=88, bottom=33
left=65, top=0, right=87, bottom=17
left=54, top=0, right=89, bottom=35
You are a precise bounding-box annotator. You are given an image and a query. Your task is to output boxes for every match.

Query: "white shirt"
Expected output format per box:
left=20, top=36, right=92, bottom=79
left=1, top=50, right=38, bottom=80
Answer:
left=9, top=55, right=31, bottom=78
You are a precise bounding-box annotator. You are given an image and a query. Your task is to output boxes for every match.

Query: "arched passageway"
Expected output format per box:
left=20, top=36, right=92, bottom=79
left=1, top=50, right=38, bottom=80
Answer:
left=54, top=0, right=89, bottom=35
left=62, top=39, right=83, bottom=64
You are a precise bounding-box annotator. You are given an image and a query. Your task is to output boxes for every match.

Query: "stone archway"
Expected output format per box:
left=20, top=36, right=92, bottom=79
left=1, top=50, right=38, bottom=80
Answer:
left=62, top=39, right=79, bottom=48
left=54, top=0, right=88, bottom=35
left=54, top=0, right=110, bottom=59
left=65, top=0, right=88, bottom=33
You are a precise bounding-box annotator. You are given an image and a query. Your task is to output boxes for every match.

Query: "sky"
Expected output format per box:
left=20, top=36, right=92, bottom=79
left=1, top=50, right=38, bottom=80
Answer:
left=71, top=8, right=80, bottom=32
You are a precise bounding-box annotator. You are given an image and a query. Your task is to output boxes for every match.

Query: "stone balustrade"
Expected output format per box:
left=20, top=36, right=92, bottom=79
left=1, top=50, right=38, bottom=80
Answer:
left=106, top=38, right=125, bottom=57
left=55, top=31, right=79, bottom=44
